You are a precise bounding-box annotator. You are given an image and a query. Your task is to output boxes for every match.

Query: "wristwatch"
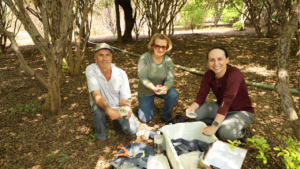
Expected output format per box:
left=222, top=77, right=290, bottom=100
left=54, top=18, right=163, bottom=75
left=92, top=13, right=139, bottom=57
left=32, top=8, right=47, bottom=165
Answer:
left=212, top=121, right=219, bottom=127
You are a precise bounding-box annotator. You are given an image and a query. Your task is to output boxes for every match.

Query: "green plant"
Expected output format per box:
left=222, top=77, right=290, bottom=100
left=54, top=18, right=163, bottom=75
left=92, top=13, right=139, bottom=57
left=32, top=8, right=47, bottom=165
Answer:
left=232, top=21, right=242, bottom=30
left=57, top=152, right=67, bottom=165
left=83, top=140, right=88, bottom=145
left=262, top=31, right=267, bottom=37
left=10, top=101, right=41, bottom=116
left=247, top=136, right=271, bottom=164
left=51, top=153, right=55, bottom=158
left=273, top=134, right=300, bottom=169
left=227, top=140, right=242, bottom=150
left=89, top=134, right=96, bottom=142
left=62, top=60, right=69, bottom=76
left=180, top=1, right=206, bottom=33
left=106, top=129, right=121, bottom=137
left=23, top=101, right=41, bottom=116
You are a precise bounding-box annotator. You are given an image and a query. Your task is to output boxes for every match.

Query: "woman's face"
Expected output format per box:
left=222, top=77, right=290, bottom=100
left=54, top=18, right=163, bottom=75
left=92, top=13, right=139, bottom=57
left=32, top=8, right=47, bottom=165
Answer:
left=152, top=38, right=168, bottom=58
left=207, top=49, right=229, bottom=78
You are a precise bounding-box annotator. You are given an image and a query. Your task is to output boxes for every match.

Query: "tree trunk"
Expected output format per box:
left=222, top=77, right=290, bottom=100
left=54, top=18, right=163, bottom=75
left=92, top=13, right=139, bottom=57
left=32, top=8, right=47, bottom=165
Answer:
left=275, top=2, right=300, bottom=140
left=297, top=23, right=300, bottom=111
left=115, top=0, right=122, bottom=44
left=119, top=0, right=134, bottom=43
left=47, top=57, right=62, bottom=115
left=2, top=0, right=76, bottom=116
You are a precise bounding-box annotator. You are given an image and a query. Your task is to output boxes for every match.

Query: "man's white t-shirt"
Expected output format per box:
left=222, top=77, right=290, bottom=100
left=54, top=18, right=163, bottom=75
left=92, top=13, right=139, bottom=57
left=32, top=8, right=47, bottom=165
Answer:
left=85, top=63, right=131, bottom=108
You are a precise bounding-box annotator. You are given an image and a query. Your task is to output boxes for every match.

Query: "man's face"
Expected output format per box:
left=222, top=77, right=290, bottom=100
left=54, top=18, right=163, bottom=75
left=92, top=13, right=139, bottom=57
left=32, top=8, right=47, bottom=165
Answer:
left=94, top=49, right=112, bottom=70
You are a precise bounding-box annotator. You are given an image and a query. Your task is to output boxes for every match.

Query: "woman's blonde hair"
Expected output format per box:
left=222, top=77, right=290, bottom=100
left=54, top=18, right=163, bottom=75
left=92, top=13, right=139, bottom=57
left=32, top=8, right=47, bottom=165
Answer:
left=147, top=33, right=172, bottom=53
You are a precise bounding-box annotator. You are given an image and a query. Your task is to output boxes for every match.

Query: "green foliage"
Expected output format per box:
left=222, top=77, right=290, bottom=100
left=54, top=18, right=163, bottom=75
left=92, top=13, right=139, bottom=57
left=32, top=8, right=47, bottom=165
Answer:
left=83, top=139, right=88, bottom=145
left=89, top=134, right=97, bottom=142
left=227, top=140, right=242, bottom=150
left=62, top=60, right=69, bottom=76
left=106, top=129, right=121, bottom=137
left=221, top=1, right=242, bottom=23
left=273, top=133, right=300, bottom=169
left=180, top=1, right=206, bottom=30
left=10, top=101, right=41, bottom=116
left=58, top=152, right=67, bottom=165
left=247, top=136, right=271, bottom=164
left=232, top=21, right=242, bottom=30
left=52, top=152, right=67, bottom=165
left=93, top=0, right=114, bottom=16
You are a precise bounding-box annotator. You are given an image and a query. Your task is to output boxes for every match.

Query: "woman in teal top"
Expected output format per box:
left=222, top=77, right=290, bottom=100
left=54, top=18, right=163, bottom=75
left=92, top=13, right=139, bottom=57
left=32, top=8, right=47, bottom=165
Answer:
left=137, top=33, right=178, bottom=123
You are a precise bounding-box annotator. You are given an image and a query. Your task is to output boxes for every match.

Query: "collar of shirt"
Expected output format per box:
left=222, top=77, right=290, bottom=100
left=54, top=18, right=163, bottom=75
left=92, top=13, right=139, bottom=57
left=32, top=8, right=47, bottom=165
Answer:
left=94, top=63, right=121, bottom=83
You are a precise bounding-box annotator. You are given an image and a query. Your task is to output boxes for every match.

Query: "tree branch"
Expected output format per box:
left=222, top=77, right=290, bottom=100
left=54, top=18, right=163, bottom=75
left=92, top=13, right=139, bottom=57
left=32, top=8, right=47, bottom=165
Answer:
left=0, top=25, right=48, bottom=88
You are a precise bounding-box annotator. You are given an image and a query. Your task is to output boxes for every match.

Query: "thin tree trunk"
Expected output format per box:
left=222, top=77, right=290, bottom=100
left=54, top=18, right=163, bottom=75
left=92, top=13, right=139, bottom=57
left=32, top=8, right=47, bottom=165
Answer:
left=0, top=25, right=48, bottom=87
left=48, top=57, right=62, bottom=115
left=115, top=0, right=122, bottom=44
left=275, top=2, right=300, bottom=140
left=119, top=0, right=134, bottom=43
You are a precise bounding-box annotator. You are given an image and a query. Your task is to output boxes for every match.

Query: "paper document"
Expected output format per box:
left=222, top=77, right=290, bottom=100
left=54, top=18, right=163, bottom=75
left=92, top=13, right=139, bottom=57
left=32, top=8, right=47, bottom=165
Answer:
left=202, top=140, right=247, bottom=169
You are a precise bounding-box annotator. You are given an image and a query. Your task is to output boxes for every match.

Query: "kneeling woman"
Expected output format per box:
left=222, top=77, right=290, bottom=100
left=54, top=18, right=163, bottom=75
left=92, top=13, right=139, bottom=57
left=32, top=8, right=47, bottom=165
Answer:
left=186, top=47, right=255, bottom=141
left=137, top=33, right=178, bottom=123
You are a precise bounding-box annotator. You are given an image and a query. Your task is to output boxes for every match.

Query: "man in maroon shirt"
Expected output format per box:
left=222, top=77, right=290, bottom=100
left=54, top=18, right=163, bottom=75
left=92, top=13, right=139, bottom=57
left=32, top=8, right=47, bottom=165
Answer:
left=186, top=47, right=255, bottom=142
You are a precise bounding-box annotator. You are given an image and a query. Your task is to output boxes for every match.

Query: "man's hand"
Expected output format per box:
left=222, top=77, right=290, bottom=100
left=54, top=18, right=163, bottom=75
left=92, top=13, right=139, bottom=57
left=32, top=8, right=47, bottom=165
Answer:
left=106, top=107, right=122, bottom=120
left=120, top=98, right=131, bottom=107
left=121, top=106, right=133, bottom=120
left=202, top=125, right=218, bottom=136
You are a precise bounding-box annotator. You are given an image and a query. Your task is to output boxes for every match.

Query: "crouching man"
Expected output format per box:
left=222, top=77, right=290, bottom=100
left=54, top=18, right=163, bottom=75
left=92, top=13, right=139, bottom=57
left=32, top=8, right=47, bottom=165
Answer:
left=85, top=43, right=139, bottom=148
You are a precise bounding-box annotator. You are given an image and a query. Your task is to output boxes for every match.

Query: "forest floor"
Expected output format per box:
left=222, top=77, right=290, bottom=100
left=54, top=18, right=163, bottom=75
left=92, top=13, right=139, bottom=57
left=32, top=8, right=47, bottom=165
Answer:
left=0, top=25, right=299, bottom=169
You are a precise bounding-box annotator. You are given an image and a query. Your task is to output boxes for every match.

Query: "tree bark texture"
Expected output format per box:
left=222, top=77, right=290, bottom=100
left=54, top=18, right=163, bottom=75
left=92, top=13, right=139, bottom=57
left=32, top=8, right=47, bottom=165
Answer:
left=213, top=0, right=226, bottom=26
left=119, top=0, right=134, bottom=43
left=143, top=0, right=187, bottom=37
left=69, top=0, right=95, bottom=76
left=2, top=0, right=75, bottom=115
left=115, top=0, right=123, bottom=44
left=132, top=0, right=147, bottom=41
left=231, top=0, right=280, bottom=38
left=275, top=1, right=300, bottom=140
left=0, top=2, right=21, bottom=54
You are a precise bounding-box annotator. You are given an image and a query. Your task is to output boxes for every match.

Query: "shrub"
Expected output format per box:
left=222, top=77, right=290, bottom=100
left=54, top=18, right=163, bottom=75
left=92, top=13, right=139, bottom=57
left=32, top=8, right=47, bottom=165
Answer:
left=232, top=21, right=242, bottom=30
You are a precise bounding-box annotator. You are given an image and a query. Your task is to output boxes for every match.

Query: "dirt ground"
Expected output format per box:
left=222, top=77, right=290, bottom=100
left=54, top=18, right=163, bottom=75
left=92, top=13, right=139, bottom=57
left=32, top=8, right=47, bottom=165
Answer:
left=0, top=25, right=299, bottom=169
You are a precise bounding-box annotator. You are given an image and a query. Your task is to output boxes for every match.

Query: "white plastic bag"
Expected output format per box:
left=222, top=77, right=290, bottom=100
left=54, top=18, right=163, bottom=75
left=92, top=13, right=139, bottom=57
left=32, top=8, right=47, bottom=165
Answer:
left=147, top=154, right=171, bottom=169
left=179, top=151, right=203, bottom=169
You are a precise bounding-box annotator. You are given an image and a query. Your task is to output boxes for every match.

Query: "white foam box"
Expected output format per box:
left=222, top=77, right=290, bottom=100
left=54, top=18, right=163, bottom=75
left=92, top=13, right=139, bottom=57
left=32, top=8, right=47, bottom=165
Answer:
left=161, top=121, right=218, bottom=169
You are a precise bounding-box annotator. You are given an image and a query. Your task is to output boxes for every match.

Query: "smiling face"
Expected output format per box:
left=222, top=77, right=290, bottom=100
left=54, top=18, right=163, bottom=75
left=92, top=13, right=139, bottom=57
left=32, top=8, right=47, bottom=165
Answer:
left=207, top=49, right=229, bottom=78
left=152, top=38, right=168, bottom=58
left=94, top=49, right=112, bottom=70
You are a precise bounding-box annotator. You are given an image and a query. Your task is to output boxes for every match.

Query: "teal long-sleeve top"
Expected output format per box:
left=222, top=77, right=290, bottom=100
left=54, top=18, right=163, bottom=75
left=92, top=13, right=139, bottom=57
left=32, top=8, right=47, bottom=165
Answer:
left=137, top=52, right=175, bottom=96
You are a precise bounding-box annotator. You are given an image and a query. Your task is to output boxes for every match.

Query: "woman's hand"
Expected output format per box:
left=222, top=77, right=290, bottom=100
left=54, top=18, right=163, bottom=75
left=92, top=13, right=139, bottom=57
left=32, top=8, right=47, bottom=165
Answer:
left=185, top=107, right=195, bottom=114
left=202, top=126, right=218, bottom=136
left=155, top=85, right=168, bottom=95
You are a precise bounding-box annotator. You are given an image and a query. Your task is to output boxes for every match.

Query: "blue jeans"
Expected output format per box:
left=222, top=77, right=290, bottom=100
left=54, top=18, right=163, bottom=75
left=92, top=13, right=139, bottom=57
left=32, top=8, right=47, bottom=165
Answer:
left=91, top=105, right=139, bottom=141
left=138, top=87, right=178, bottom=123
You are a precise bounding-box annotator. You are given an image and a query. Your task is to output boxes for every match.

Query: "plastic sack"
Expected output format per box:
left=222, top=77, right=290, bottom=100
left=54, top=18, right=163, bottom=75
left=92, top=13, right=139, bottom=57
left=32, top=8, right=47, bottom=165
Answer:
left=147, top=154, right=170, bottom=169
left=120, top=161, right=139, bottom=169
left=179, top=151, right=203, bottom=169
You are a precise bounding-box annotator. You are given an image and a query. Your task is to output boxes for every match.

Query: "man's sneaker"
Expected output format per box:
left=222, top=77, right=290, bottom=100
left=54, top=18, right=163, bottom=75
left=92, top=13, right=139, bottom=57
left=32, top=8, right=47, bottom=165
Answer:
left=96, top=140, right=108, bottom=149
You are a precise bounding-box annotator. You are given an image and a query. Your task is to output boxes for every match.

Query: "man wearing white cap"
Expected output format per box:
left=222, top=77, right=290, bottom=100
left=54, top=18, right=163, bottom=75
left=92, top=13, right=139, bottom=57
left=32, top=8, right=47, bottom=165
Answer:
left=85, top=43, right=139, bottom=148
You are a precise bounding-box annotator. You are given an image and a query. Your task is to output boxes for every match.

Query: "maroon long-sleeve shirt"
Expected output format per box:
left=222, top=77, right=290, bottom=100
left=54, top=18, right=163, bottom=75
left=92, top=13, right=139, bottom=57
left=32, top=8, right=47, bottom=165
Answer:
left=193, top=64, right=255, bottom=116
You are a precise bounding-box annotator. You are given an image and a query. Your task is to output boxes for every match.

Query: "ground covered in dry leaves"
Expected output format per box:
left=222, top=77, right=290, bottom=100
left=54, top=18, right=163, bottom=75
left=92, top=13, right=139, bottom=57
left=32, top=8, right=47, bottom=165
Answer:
left=0, top=26, right=299, bottom=169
